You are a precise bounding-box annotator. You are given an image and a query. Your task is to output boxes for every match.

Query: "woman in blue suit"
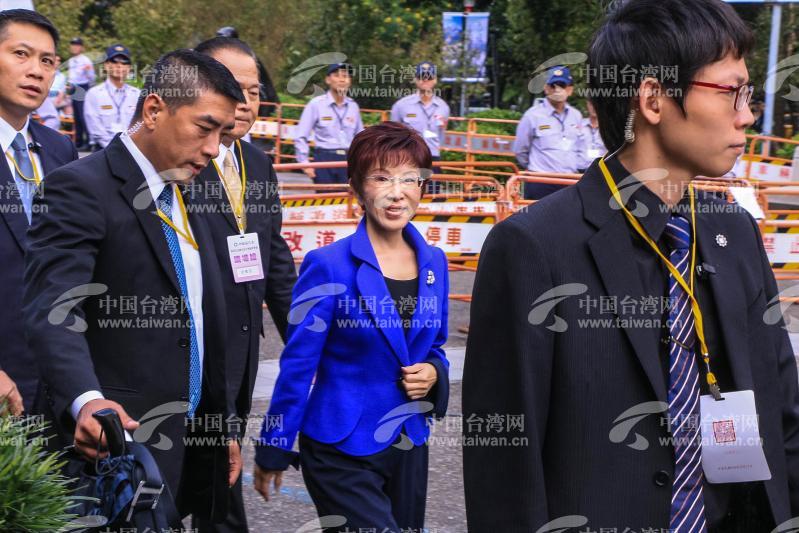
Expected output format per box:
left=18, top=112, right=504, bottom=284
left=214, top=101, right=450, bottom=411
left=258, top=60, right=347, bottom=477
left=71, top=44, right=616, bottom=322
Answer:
left=253, top=122, right=449, bottom=532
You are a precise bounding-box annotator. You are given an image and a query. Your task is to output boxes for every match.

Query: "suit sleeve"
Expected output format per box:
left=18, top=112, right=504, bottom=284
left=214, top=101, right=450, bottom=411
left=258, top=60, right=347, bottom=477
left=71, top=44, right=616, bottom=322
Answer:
left=751, top=215, right=799, bottom=515
left=23, top=167, right=106, bottom=425
left=462, top=216, right=554, bottom=532
left=424, top=247, right=450, bottom=418
left=254, top=250, right=333, bottom=470
left=263, top=158, right=297, bottom=341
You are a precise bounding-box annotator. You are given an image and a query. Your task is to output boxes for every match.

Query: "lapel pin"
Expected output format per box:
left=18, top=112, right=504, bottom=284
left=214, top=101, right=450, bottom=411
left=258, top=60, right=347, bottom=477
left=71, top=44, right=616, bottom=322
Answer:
left=715, top=234, right=728, bottom=247
left=426, top=270, right=435, bottom=286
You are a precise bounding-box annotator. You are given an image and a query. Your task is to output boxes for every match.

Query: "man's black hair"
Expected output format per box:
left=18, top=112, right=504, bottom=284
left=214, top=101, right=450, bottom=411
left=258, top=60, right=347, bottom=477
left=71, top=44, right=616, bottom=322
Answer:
left=0, top=9, right=59, bottom=47
left=133, top=48, right=245, bottom=120
left=588, top=0, right=754, bottom=152
left=194, top=36, right=257, bottom=65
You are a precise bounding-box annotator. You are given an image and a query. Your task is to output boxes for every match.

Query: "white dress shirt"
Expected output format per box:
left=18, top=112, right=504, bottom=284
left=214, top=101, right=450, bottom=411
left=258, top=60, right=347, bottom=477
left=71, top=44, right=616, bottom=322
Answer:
left=67, top=53, right=96, bottom=85
left=70, top=133, right=205, bottom=420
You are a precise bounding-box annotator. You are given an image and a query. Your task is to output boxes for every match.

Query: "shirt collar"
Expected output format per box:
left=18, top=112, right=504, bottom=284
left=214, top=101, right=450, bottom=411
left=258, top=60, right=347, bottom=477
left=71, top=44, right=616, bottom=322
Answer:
left=0, top=115, right=31, bottom=154
left=104, top=79, right=126, bottom=93
left=325, top=91, right=351, bottom=107
left=119, top=132, right=169, bottom=202
left=603, top=155, right=675, bottom=242
left=542, top=97, right=571, bottom=118
left=414, top=92, right=438, bottom=108
left=214, top=142, right=239, bottom=173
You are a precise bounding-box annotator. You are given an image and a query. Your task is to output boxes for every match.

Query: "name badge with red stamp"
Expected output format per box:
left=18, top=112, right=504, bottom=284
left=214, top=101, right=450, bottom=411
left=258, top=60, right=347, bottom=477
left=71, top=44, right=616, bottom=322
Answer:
left=226, top=233, right=264, bottom=283
left=699, top=390, right=771, bottom=483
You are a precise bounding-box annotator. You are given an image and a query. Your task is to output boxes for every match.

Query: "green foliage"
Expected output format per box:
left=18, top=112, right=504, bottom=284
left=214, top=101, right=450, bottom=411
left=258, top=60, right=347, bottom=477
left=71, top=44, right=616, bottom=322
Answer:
left=0, top=414, right=77, bottom=532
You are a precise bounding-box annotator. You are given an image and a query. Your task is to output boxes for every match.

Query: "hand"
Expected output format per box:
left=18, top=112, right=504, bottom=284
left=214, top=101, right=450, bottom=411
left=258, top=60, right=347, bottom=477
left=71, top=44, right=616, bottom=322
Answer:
left=0, top=371, right=23, bottom=416
left=253, top=464, right=283, bottom=502
left=400, top=363, right=438, bottom=400
left=75, top=399, right=139, bottom=460
left=303, top=167, right=316, bottom=179
left=228, top=439, right=243, bottom=487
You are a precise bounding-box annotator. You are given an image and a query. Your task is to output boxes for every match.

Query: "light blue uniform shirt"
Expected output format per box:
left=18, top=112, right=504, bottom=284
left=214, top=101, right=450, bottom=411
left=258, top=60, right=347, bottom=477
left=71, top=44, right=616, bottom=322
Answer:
left=577, top=117, right=607, bottom=170
left=390, top=93, right=450, bottom=156
left=293, top=91, right=364, bottom=163
left=512, top=98, right=584, bottom=173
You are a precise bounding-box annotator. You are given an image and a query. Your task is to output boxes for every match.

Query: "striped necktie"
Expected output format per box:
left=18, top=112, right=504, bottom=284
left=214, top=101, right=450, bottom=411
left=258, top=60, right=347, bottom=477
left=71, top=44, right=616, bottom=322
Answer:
left=157, top=185, right=202, bottom=417
left=663, top=214, right=707, bottom=533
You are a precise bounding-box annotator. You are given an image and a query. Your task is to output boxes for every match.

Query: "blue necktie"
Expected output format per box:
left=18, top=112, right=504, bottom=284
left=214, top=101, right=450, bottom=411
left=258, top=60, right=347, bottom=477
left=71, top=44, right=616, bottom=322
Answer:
left=664, top=214, right=707, bottom=533
left=157, top=185, right=202, bottom=417
left=11, top=133, right=35, bottom=223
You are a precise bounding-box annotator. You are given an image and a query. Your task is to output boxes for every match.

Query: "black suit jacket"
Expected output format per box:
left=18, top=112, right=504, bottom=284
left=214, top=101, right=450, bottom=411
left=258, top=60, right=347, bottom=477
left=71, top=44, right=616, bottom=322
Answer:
left=463, top=159, right=799, bottom=532
left=191, top=140, right=295, bottom=428
left=0, top=121, right=77, bottom=412
left=23, top=135, right=230, bottom=520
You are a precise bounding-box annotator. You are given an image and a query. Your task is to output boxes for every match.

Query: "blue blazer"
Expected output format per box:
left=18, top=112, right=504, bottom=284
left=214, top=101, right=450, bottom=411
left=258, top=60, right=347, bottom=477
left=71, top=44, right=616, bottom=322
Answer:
left=255, top=218, right=449, bottom=469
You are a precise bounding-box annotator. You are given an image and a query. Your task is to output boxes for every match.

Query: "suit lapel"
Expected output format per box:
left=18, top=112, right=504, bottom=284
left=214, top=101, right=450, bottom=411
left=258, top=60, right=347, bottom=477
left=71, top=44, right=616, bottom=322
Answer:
left=107, top=137, right=181, bottom=294
left=694, top=202, right=754, bottom=391
left=405, top=223, right=434, bottom=348
left=351, top=219, right=410, bottom=366
left=28, top=122, right=60, bottom=175
left=579, top=164, right=668, bottom=403
left=0, top=156, right=27, bottom=251
left=588, top=216, right=668, bottom=403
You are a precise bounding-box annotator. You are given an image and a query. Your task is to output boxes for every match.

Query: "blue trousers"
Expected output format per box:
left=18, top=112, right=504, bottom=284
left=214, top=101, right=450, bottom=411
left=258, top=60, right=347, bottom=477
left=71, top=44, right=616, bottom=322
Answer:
left=313, top=148, right=348, bottom=184
left=299, top=433, right=428, bottom=532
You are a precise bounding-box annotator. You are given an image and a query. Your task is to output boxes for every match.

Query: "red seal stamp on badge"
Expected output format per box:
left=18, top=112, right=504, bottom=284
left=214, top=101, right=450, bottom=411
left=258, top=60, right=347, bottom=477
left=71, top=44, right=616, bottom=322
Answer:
left=712, top=419, right=736, bottom=444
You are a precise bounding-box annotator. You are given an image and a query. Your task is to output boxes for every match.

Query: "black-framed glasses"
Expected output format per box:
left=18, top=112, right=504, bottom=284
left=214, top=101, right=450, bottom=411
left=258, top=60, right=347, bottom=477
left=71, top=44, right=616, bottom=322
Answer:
left=689, top=81, right=754, bottom=111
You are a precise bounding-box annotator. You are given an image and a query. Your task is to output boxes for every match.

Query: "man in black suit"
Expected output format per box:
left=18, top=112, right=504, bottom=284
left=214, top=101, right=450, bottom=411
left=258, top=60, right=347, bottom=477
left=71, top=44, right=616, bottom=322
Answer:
left=463, top=1, right=799, bottom=532
left=23, top=49, right=245, bottom=522
left=0, top=10, right=78, bottom=415
left=192, top=36, right=296, bottom=532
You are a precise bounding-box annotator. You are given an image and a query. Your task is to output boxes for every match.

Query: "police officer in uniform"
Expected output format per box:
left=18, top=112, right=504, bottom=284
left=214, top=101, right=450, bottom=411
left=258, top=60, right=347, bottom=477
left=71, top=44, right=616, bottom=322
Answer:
left=390, top=61, right=450, bottom=162
left=512, top=65, right=584, bottom=199
left=66, top=37, right=96, bottom=149
left=578, top=98, right=607, bottom=171
left=83, top=44, right=139, bottom=150
left=293, top=63, right=363, bottom=184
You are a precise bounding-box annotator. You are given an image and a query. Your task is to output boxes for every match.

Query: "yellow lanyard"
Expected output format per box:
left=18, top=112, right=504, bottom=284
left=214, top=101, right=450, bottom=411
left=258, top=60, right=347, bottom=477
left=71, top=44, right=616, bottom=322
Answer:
left=156, top=183, right=199, bottom=250
left=211, top=140, right=248, bottom=233
left=6, top=149, right=41, bottom=187
left=598, top=157, right=722, bottom=399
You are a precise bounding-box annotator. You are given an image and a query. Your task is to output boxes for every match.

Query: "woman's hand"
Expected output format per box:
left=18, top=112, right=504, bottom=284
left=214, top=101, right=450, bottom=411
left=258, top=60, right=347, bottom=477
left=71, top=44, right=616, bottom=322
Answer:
left=254, top=464, right=284, bottom=502
left=400, top=363, right=437, bottom=400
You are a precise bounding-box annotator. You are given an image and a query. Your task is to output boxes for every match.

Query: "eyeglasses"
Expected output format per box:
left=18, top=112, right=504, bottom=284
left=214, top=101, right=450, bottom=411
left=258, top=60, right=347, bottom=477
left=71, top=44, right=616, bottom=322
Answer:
left=365, top=174, right=426, bottom=189
left=689, top=81, right=754, bottom=111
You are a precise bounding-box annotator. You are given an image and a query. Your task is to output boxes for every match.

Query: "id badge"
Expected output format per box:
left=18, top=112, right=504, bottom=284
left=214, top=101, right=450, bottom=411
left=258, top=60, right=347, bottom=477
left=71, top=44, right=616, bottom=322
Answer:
left=559, top=137, right=574, bottom=151
left=699, top=390, right=771, bottom=483
left=587, top=148, right=602, bottom=159
left=423, top=129, right=438, bottom=139
left=111, top=121, right=125, bottom=133
left=226, top=233, right=264, bottom=283
left=338, top=130, right=348, bottom=146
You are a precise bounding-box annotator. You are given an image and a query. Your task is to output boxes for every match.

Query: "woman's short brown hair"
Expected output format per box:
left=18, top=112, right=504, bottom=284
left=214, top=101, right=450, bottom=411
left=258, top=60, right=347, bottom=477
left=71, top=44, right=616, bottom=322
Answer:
left=348, top=121, right=433, bottom=196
